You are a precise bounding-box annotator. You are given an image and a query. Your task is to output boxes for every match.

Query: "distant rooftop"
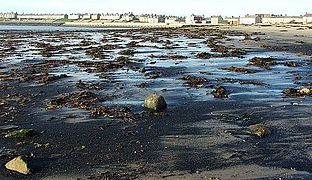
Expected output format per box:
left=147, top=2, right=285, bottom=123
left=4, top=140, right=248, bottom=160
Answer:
left=304, top=13, right=312, bottom=17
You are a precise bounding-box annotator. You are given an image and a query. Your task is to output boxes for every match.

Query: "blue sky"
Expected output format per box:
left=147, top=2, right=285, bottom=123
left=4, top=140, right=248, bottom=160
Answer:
left=0, top=0, right=310, bottom=16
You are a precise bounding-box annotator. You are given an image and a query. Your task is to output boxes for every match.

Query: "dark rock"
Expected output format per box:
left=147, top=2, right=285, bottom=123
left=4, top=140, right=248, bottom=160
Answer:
left=181, top=75, right=208, bottom=88
left=212, top=86, right=228, bottom=98
left=248, top=57, right=277, bottom=69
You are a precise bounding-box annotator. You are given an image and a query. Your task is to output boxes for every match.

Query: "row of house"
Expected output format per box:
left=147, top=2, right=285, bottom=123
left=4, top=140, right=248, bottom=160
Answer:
left=206, top=13, right=312, bottom=26
left=0, top=12, right=134, bottom=21
left=138, top=15, right=185, bottom=24
left=1, top=12, right=311, bottom=25
left=238, top=13, right=312, bottom=25
left=17, top=13, right=68, bottom=20
left=0, top=12, right=17, bottom=19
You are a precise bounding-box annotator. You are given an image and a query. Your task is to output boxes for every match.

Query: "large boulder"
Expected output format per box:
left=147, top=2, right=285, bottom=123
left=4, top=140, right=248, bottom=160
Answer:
left=247, top=124, right=268, bottom=138
left=5, top=156, right=31, bottom=175
left=144, top=93, right=167, bottom=111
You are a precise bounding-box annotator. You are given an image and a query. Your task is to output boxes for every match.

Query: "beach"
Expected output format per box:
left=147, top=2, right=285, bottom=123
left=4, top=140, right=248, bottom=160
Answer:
left=0, top=25, right=311, bottom=179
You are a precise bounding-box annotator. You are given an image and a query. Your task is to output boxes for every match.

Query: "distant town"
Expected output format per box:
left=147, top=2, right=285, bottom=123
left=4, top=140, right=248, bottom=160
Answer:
left=0, top=12, right=311, bottom=27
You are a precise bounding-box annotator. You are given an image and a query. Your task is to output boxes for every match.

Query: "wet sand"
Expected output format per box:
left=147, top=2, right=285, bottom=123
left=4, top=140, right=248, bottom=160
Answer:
left=0, top=26, right=311, bottom=179
left=221, top=25, right=312, bottom=56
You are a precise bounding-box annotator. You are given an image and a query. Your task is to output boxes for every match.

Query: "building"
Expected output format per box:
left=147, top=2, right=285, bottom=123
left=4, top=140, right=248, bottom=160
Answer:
left=262, top=15, right=303, bottom=24
left=211, top=16, right=224, bottom=25
left=224, top=16, right=240, bottom=26
left=68, top=14, right=82, bottom=20
left=240, top=15, right=261, bottom=25
left=139, top=14, right=165, bottom=23
left=100, top=13, right=121, bottom=21
left=303, top=13, right=312, bottom=24
left=149, top=15, right=165, bottom=23
left=186, top=14, right=205, bottom=24
left=121, top=12, right=135, bottom=22
left=165, top=16, right=180, bottom=24
left=0, top=12, right=17, bottom=19
left=91, top=14, right=101, bottom=20
left=17, top=14, right=68, bottom=20
left=81, top=14, right=92, bottom=20
left=139, top=15, right=149, bottom=23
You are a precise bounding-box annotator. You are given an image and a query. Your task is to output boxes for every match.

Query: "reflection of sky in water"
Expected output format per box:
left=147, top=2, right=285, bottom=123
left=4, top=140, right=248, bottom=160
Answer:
left=0, top=27, right=310, bottom=113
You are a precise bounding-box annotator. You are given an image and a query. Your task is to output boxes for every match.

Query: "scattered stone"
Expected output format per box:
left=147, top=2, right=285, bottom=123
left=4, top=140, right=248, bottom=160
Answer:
left=283, top=61, right=302, bottom=67
left=0, top=99, right=8, bottom=108
left=144, top=93, right=167, bottom=111
left=137, top=82, right=148, bottom=88
left=211, top=45, right=229, bottom=53
left=138, top=67, right=146, bottom=73
left=196, top=52, right=212, bottom=59
left=126, top=41, right=140, bottom=47
left=223, top=66, right=256, bottom=74
left=145, top=71, right=162, bottom=79
left=253, top=37, right=261, bottom=41
left=86, top=47, right=110, bottom=59
left=181, top=75, right=208, bottom=88
left=248, top=57, right=277, bottom=69
left=47, top=91, right=104, bottom=110
left=217, top=78, right=268, bottom=86
left=115, top=56, right=129, bottom=62
left=244, top=34, right=252, bottom=40
left=149, top=54, right=187, bottom=60
left=295, top=41, right=304, bottom=44
left=76, top=80, right=100, bottom=90
left=230, top=48, right=246, bottom=56
left=247, top=124, right=269, bottom=138
left=37, top=73, right=68, bottom=84
left=90, top=106, right=136, bottom=122
left=283, top=87, right=312, bottom=97
left=118, top=49, right=135, bottom=56
left=5, top=129, right=35, bottom=138
left=212, top=86, right=228, bottom=98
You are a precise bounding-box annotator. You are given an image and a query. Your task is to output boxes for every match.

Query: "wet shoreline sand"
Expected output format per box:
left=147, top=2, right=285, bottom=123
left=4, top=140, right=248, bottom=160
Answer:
left=0, top=26, right=311, bottom=179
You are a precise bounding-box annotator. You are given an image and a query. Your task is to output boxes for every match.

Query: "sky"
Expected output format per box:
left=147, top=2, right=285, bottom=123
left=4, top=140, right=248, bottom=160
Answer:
left=0, top=0, right=311, bottom=16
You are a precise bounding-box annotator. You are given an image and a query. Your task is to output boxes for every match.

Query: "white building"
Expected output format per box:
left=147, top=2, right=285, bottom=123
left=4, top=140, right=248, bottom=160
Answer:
left=17, top=14, right=68, bottom=20
left=68, top=14, right=82, bottom=20
left=210, top=16, right=224, bottom=25
left=165, top=16, right=178, bottom=24
left=139, top=15, right=149, bottom=23
left=121, top=13, right=135, bottom=22
left=240, top=15, right=261, bottom=25
left=262, top=15, right=303, bottom=24
left=81, top=14, right=92, bottom=20
left=100, top=13, right=121, bottom=21
left=224, top=16, right=240, bottom=26
left=139, top=14, right=165, bottom=23
left=303, top=13, right=312, bottom=24
left=0, top=12, right=17, bottom=19
left=165, top=16, right=184, bottom=24
left=91, top=14, right=101, bottom=20
left=186, top=14, right=205, bottom=24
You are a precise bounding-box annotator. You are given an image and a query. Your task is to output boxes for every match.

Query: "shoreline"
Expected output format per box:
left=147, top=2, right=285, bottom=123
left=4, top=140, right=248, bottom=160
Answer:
left=0, top=20, right=185, bottom=28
